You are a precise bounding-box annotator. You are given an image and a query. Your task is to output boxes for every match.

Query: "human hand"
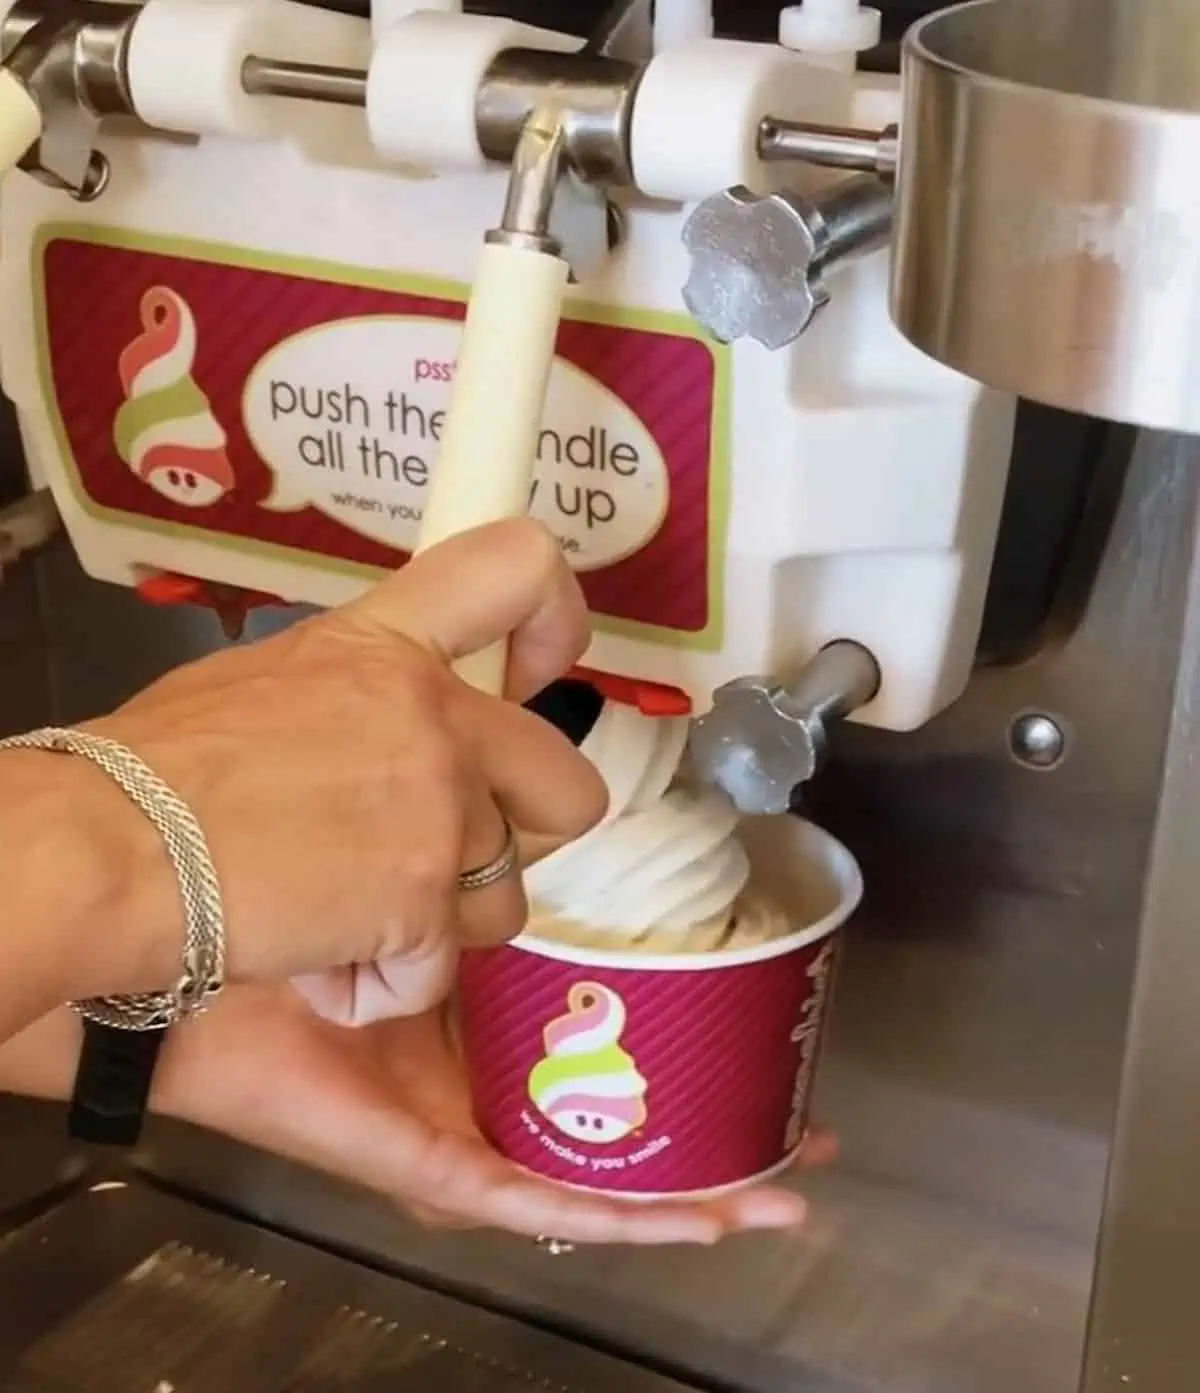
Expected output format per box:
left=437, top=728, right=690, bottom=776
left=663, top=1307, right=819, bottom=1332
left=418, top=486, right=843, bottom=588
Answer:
left=81, top=521, right=607, bottom=1022
left=159, top=986, right=835, bottom=1242
left=3, top=986, right=834, bottom=1241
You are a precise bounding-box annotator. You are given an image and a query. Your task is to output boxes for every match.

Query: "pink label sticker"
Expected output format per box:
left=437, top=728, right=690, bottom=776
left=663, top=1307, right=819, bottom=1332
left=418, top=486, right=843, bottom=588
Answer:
left=35, top=225, right=730, bottom=645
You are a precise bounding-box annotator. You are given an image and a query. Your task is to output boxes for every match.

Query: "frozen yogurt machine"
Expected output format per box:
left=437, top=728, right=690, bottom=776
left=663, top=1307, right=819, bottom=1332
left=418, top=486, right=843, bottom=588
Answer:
left=0, top=0, right=1198, bottom=1390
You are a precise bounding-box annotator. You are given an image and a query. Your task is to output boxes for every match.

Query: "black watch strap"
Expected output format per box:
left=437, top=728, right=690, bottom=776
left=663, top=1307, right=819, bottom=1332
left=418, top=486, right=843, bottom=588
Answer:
left=67, top=1019, right=168, bottom=1148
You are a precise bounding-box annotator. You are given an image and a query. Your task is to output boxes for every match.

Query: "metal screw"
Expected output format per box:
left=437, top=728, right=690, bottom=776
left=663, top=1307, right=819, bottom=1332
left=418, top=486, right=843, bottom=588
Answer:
left=1009, top=713, right=1067, bottom=770
left=70, top=150, right=110, bottom=202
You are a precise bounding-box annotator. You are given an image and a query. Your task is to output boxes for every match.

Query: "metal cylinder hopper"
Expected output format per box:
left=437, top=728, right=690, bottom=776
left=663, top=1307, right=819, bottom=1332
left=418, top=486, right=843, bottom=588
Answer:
left=890, top=0, right=1200, bottom=434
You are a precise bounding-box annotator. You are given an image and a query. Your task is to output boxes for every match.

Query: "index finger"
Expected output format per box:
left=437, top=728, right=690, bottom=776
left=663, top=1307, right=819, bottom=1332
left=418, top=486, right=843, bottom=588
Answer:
left=447, top=684, right=609, bottom=859
left=345, top=519, right=590, bottom=703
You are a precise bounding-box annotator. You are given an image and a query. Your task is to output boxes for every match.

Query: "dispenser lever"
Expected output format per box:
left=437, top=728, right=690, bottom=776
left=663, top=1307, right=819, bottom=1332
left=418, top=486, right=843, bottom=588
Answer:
left=414, top=47, right=640, bottom=695
left=414, top=110, right=571, bottom=696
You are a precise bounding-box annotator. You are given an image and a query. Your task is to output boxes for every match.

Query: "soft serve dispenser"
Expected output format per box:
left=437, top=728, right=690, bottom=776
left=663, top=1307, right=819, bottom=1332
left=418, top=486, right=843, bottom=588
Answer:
left=1, top=1, right=1199, bottom=1391
left=0, top=0, right=1017, bottom=801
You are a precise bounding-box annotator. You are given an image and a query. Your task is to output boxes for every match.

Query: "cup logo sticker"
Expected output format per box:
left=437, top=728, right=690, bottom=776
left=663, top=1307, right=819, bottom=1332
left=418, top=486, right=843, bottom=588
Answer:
left=528, top=982, right=647, bottom=1145
left=113, top=286, right=236, bottom=508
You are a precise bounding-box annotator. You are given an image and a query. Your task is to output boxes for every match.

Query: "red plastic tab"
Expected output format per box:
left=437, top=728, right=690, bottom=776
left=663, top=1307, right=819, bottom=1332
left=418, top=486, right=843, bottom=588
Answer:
left=136, top=573, right=204, bottom=607
left=570, top=666, right=692, bottom=717
left=135, top=573, right=286, bottom=640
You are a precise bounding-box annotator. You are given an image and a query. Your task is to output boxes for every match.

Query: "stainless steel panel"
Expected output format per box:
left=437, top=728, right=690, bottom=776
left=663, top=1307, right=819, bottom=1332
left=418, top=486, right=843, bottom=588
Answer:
left=1081, top=439, right=1200, bottom=1391
left=891, top=0, right=1200, bottom=432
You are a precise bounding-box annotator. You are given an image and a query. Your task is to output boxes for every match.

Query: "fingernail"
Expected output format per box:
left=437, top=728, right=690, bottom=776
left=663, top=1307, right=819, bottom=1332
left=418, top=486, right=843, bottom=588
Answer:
left=661, top=1218, right=723, bottom=1246
left=740, top=1193, right=808, bottom=1230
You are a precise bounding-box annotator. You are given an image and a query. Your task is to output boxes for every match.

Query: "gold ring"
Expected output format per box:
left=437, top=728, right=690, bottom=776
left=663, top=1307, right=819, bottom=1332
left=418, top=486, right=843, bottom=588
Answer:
left=457, top=816, right=518, bottom=893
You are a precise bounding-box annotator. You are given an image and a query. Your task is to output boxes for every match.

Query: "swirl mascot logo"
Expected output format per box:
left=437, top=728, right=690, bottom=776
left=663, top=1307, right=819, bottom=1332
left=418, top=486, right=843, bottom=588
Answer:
left=528, top=982, right=648, bottom=1145
left=113, top=286, right=236, bottom=507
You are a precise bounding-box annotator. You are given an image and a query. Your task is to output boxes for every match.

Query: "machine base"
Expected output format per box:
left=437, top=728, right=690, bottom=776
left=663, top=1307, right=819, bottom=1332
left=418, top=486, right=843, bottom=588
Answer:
left=0, top=1176, right=701, bottom=1393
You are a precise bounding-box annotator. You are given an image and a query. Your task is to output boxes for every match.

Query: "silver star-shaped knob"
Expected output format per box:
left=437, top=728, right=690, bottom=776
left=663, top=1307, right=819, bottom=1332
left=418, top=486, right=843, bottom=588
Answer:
left=681, top=187, right=829, bottom=351
left=686, top=643, right=882, bottom=815
left=681, top=176, right=894, bottom=351
left=688, top=677, right=827, bottom=816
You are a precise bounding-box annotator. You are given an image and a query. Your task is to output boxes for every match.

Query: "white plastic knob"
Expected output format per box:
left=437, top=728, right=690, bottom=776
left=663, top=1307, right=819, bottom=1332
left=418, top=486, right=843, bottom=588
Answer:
left=126, top=0, right=279, bottom=137
left=416, top=240, right=570, bottom=693
left=779, top=0, right=881, bottom=62
left=367, top=12, right=577, bottom=173
left=631, top=38, right=809, bottom=204
left=652, top=0, right=713, bottom=52
left=0, top=71, right=41, bottom=177
left=370, top=0, right=459, bottom=42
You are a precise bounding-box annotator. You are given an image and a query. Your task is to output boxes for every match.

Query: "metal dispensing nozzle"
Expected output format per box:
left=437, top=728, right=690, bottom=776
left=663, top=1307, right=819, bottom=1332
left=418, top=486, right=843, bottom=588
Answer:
left=413, top=36, right=644, bottom=693
left=688, top=642, right=881, bottom=815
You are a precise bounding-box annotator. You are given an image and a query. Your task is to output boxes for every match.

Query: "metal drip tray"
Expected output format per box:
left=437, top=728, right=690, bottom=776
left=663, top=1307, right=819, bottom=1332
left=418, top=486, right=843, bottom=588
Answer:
left=0, top=1181, right=698, bottom=1393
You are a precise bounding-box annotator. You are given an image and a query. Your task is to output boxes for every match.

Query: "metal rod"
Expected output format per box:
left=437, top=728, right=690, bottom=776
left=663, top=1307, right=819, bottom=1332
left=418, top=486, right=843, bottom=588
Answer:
left=237, top=56, right=900, bottom=191
left=758, top=116, right=898, bottom=178
left=240, top=55, right=366, bottom=107
left=781, top=640, right=881, bottom=732
left=810, top=174, right=895, bottom=273
left=495, top=106, right=567, bottom=242
left=240, top=52, right=573, bottom=255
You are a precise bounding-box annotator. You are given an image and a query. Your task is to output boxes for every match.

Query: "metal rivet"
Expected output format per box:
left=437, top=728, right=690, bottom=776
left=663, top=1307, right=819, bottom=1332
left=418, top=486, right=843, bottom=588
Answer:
left=534, top=1235, right=575, bottom=1256
left=1009, top=712, right=1067, bottom=770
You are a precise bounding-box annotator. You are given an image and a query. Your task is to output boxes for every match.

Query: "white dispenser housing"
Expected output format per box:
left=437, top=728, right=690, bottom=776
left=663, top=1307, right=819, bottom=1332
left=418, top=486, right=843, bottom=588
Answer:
left=0, top=0, right=1016, bottom=729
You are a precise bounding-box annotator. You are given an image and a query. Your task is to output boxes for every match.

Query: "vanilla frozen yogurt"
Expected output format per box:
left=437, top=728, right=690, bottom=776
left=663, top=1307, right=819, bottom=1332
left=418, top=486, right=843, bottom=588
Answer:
left=525, top=702, right=793, bottom=953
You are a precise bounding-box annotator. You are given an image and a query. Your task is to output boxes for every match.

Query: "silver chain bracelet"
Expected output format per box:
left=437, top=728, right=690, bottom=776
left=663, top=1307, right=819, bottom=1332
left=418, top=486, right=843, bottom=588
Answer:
left=0, top=726, right=225, bottom=1031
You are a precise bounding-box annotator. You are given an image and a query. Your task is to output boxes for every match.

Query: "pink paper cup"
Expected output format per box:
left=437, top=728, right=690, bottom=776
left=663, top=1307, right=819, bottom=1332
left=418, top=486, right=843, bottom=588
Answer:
left=457, top=816, right=863, bottom=1200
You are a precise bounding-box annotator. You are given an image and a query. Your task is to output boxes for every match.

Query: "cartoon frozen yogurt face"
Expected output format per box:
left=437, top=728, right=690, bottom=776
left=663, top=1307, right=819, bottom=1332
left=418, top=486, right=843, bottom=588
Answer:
left=113, top=286, right=236, bottom=508
left=528, top=983, right=648, bottom=1145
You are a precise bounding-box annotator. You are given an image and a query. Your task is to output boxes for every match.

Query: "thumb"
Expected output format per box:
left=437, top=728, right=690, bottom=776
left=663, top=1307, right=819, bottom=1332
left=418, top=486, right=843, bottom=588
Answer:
left=292, top=939, right=459, bottom=1026
left=344, top=520, right=590, bottom=703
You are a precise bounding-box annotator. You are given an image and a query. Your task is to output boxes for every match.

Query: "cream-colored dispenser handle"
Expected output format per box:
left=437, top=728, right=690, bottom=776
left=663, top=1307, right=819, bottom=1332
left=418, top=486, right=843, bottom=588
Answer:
left=416, top=238, right=570, bottom=695
left=0, top=71, right=41, bottom=176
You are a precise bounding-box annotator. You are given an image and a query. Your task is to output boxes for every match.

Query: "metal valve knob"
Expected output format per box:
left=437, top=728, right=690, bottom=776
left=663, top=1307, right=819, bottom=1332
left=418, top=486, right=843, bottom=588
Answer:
left=687, top=641, right=881, bottom=815
left=681, top=175, right=894, bottom=350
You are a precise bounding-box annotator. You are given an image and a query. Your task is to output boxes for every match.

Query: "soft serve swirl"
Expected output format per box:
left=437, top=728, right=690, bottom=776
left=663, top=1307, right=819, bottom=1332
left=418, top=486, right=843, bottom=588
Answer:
left=524, top=702, right=791, bottom=952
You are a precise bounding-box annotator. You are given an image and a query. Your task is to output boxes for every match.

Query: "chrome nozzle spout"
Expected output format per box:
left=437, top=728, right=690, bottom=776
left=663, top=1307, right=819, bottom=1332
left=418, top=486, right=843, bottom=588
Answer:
left=687, top=641, right=881, bottom=815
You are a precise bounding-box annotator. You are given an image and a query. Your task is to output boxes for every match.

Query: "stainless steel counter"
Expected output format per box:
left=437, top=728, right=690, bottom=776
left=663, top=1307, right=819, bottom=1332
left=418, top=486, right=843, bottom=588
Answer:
left=0, top=1179, right=709, bottom=1393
